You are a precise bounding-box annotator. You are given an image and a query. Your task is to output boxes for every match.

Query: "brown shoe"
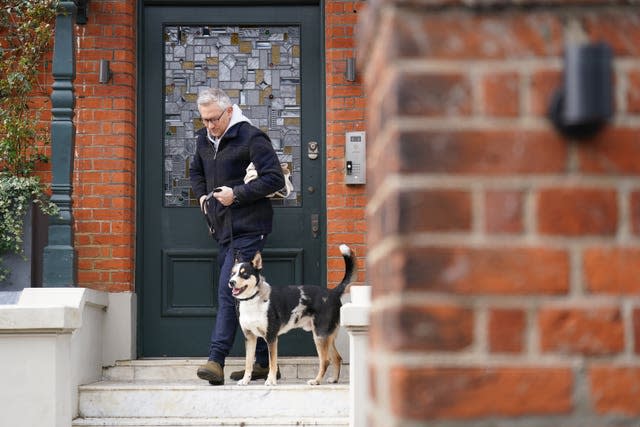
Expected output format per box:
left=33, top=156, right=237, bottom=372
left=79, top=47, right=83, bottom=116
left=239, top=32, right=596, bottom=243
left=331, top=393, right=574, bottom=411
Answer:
left=230, top=363, right=281, bottom=381
left=197, top=360, right=224, bottom=385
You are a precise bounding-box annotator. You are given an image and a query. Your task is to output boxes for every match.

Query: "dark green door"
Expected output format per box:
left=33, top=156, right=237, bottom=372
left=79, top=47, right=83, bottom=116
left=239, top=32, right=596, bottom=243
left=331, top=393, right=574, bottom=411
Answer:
left=139, top=5, right=324, bottom=357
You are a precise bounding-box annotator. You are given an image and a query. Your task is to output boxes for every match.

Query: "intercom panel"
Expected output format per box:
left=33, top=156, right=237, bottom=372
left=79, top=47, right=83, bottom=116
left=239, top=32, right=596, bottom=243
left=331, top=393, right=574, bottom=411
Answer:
left=345, top=131, right=366, bottom=185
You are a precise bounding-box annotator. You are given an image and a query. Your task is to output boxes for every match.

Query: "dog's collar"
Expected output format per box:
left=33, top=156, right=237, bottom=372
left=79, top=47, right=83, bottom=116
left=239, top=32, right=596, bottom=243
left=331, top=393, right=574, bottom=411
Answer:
left=236, top=284, right=260, bottom=301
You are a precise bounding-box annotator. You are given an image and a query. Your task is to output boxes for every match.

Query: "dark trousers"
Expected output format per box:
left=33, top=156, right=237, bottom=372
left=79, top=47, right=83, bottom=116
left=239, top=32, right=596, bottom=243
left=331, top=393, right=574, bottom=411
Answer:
left=208, top=234, right=269, bottom=367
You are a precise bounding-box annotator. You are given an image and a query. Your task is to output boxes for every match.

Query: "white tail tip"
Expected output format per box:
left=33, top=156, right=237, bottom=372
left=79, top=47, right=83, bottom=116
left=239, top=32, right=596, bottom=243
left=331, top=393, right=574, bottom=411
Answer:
left=339, top=244, right=351, bottom=256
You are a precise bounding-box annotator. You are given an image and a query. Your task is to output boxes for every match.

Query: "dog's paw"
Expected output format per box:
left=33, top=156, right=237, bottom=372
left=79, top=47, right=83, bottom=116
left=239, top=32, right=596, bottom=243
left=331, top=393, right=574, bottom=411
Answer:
left=264, top=377, right=278, bottom=386
left=237, top=377, right=251, bottom=386
left=327, top=376, right=338, bottom=383
left=307, top=379, right=320, bottom=386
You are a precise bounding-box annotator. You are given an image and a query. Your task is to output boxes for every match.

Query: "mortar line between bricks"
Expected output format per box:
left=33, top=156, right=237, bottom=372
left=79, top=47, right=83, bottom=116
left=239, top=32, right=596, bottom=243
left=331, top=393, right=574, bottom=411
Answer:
left=622, top=300, right=637, bottom=358
left=618, top=184, right=632, bottom=241
left=382, top=352, right=640, bottom=368
left=406, top=233, right=640, bottom=248
left=370, top=292, right=640, bottom=313
left=377, top=349, right=583, bottom=367
left=390, top=58, right=563, bottom=72
left=569, top=245, right=584, bottom=298
left=366, top=174, right=640, bottom=188
left=392, top=116, right=640, bottom=129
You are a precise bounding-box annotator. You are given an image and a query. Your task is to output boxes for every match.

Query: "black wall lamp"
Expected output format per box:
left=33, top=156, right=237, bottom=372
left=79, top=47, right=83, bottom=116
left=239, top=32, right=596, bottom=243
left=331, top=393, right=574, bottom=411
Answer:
left=99, top=59, right=112, bottom=84
left=346, top=57, right=356, bottom=82
left=75, top=0, right=89, bottom=25
left=548, top=42, right=613, bottom=140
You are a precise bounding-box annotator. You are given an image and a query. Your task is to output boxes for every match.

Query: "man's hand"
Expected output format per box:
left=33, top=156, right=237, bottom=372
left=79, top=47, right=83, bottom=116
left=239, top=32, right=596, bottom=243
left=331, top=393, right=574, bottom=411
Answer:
left=213, top=186, right=235, bottom=206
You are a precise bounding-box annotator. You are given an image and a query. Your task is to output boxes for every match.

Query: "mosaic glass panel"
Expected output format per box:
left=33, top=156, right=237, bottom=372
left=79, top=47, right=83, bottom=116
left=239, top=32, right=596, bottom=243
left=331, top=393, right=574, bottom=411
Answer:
left=163, top=25, right=302, bottom=207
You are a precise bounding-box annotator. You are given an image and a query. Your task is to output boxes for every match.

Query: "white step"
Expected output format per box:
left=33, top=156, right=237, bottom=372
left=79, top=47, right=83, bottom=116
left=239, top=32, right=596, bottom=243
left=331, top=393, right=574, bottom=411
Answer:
left=102, top=357, right=349, bottom=383
left=73, top=358, right=349, bottom=427
left=73, top=417, right=348, bottom=426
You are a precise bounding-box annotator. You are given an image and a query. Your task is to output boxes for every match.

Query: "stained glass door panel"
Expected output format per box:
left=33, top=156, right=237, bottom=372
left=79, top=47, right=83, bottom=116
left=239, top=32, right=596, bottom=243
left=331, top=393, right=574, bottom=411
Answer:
left=163, top=25, right=301, bottom=208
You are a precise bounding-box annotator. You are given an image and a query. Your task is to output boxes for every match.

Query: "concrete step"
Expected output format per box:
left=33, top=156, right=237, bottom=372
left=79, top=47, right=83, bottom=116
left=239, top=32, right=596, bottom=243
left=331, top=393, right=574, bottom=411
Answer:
left=102, top=357, right=350, bottom=383
left=72, top=417, right=348, bottom=426
left=73, top=358, right=349, bottom=427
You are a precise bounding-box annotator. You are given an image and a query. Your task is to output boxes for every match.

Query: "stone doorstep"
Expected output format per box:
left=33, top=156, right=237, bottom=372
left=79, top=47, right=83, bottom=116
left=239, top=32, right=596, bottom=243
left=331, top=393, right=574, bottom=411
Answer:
left=72, top=417, right=349, bottom=427
left=103, top=357, right=350, bottom=383
left=77, top=381, right=349, bottom=419
left=77, top=358, right=350, bottom=425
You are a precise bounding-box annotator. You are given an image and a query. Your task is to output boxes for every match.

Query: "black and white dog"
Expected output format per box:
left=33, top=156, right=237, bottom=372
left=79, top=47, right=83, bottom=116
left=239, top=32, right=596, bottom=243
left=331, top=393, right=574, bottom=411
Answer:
left=229, top=244, right=356, bottom=386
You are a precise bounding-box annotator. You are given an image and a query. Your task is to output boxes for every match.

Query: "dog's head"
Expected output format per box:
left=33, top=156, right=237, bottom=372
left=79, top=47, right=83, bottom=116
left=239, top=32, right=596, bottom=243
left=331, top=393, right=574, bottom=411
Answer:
left=228, top=251, right=262, bottom=299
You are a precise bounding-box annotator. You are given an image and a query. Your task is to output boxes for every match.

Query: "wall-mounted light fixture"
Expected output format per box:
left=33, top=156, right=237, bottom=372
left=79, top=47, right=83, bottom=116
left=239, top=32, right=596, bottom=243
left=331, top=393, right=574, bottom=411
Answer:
left=99, top=59, right=112, bottom=84
left=346, top=57, right=356, bottom=82
left=76, top=0, right=89, bottom=25
left=548, top=42, right=613, bottom=140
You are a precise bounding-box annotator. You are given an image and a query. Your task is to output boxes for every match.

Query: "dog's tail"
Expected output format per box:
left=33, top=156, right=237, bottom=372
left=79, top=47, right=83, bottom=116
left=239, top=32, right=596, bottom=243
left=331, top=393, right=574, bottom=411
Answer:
left=331, top=244, right=357, bottom=298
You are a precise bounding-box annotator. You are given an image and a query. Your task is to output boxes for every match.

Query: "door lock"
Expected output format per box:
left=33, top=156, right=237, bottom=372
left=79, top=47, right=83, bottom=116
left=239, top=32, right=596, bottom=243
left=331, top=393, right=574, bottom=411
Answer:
left=308, top=141, right=319, bottom=160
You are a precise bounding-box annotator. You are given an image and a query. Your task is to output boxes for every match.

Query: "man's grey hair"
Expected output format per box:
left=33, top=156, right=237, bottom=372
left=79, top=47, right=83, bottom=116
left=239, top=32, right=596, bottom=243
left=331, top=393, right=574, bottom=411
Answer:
left=197, top=88, right=232, bottom=109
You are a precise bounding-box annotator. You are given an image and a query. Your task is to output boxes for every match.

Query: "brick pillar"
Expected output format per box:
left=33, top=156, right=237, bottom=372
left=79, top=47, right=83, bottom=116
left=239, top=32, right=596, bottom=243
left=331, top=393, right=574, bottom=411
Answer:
left=325, top=0, right=367, bottom=285
left=73, top=0, right=136, bottom=292
left=360, top=1, right=640, bottom=425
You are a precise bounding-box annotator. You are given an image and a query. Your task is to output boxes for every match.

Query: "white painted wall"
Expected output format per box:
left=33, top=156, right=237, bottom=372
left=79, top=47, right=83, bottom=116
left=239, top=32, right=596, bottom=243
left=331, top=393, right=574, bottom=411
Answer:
left=0, top=288, right=136, bottom=427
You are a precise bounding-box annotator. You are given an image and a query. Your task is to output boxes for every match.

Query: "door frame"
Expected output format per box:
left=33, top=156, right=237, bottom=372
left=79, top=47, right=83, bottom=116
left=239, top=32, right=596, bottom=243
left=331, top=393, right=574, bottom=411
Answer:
left=135, top=0, right=327, bottom=358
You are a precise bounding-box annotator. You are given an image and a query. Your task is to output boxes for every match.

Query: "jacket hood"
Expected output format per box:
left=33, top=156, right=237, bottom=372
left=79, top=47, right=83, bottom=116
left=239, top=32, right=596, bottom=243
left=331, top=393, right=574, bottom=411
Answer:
left=207, top=104, right=251, bottom=143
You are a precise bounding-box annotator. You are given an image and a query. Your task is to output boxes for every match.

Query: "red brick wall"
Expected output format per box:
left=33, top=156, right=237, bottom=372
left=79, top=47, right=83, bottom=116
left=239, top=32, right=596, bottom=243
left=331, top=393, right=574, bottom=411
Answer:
left=69, top=0, right=368, bottom=292
left=325, top=0, right=367, bottom=285
left=360, top=1, right=640, bottom=424
left=74, top=0, right=136, bottom=292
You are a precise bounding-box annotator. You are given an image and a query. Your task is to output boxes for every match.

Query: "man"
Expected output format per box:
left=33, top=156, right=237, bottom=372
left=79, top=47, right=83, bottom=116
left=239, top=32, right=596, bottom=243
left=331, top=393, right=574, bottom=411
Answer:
left=189, top=88, right=284, bottom=385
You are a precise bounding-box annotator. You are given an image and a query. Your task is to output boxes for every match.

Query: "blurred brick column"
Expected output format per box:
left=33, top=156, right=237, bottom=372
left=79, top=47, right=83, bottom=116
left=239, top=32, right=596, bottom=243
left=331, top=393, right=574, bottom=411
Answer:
left=359, top=1, right=640, bottom=425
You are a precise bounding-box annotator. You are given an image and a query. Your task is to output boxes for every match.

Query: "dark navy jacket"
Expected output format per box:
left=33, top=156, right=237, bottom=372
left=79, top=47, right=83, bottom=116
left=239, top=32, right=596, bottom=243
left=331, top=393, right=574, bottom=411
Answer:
left=189, top=122, right=285, bottom=244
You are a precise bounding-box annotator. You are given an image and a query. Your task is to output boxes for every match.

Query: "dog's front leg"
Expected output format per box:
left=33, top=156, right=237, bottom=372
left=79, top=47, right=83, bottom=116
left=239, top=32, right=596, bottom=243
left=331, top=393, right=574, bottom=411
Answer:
left=265, top=338, right=278, bottom=386
left=238, top=332, right=257, bottom=386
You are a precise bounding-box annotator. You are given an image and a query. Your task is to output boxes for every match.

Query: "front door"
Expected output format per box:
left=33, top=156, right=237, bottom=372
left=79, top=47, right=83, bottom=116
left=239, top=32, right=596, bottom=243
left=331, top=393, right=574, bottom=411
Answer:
left=139, top=4, right=324, bottom=357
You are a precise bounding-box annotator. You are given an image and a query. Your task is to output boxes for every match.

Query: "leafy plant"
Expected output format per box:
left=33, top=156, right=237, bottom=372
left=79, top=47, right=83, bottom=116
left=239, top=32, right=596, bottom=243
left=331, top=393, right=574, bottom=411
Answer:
left=0, top=0, right=59, bottom=282
left=0, top=174, right=58, bottom=281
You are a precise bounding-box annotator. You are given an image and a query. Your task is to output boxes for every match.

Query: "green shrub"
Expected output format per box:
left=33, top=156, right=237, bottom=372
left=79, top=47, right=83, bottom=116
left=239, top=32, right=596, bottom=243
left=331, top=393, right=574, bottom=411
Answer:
left=0, top=1, right=59, bottom=282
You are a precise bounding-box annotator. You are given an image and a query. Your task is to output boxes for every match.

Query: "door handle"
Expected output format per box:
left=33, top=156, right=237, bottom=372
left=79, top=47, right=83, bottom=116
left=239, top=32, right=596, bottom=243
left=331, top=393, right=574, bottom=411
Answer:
left=311, top=214, right=319, bottom=239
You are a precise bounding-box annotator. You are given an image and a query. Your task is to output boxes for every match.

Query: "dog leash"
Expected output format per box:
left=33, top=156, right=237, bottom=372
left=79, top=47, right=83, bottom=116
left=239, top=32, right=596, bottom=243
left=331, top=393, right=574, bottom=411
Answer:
left=202, top=190, right=217, bottom=236
left=203, top=189, right=262, bottom=315
left=202, top=189, right=235, bottom=250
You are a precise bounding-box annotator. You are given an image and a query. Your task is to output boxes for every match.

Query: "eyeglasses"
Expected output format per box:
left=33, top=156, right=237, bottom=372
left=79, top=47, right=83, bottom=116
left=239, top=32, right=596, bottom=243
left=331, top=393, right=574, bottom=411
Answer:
left=201, top=108, right=228, bottom=125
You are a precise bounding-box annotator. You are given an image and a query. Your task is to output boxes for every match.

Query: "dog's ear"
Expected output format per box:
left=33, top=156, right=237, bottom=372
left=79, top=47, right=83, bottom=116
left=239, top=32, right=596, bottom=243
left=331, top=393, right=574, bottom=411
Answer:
left=251, top=251, right=263, bottom=270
